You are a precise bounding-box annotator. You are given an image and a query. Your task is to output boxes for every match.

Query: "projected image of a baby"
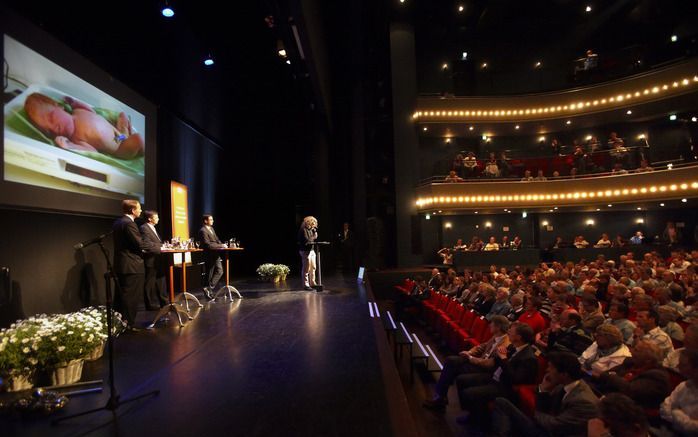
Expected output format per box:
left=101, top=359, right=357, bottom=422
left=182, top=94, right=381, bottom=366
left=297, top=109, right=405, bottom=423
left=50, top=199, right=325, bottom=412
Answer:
left=24, top=93, right=144, bottom=159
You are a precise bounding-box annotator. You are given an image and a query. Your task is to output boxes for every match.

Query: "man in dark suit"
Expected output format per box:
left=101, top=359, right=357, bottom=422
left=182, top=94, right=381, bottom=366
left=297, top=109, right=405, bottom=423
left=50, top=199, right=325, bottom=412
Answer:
left=454, top=322, right=539, bottom=426
left=113, top=199, right=150, bottom=329
left=492, top=351, right=599, bottom=437
left=198, top=214, right=225, bottom=299
left=139, top=210, right=166, bottom=310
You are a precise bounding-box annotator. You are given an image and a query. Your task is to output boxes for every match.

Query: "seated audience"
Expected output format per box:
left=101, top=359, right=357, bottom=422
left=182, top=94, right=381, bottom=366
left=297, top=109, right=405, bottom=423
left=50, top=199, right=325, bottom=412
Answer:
left=452, top=153, right=465, bottom=177
left=521, top=170, right=534, bottom=181
left=629, top=231, right=645, bottom=245
left=580, top=324, right=632, bottom=377
left=605, top=302, right=636, bottom=345
left=580, top=295, right=605, bottom=332
left=633, top=308, right=674, bottom=360
left=511, top=236, right=523, bottom=250
left=422, top=315, right=511, bottom=411
left=587, top=393, right=649, bottom=437
left=454, top=323, right=539, bottom=426
left=594, top=233, right=612, bottom=248
left=612, top=234, right=626, bottom=247
left=463, top=151, right=477, bottom=177
left=467, top=236, right=483, bottom=251
left=444, top=170, right=463, bottom=183
left=500, top=235, right=510, bottom=249
left=483, top=152, right=500, bottom=178
left=635, top=159, right=654, bottom=172
left=486, top=287, right=513, bottom=321
left=534, top=169, right=547, bottom=181
left=492, top=351, right=598, bottom=437
left=574, top=235, right=590, bottom=248
left=660, top=349, right=698, bottom=435
left=658, top=305, right=685, bottom=343
left=611, top=162, right=628, bottom=175
left=427, top=268, right=442, bottom=289
left=484, top=236, right=500, bottom=251
left=437, top=247, right=453, bottom=265
left=665, top=324, right=698, bottom=370
left=518, top=296, right=547, bottom=334
left=545, top=310, right=594, bottom=355
left=507, top=294, right=525, bottom=322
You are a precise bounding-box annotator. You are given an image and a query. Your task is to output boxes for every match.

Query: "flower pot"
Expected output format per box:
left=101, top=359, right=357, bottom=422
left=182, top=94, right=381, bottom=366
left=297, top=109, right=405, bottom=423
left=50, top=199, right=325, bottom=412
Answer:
left=85, top=340, right=106, bottom=362
left=280, top=274, right=287, bottom=281
left=50, top=359, right=85, bottom=386
left=272, top=275, right=281, bottom=283
left=7, top=372, right=34, bottom=392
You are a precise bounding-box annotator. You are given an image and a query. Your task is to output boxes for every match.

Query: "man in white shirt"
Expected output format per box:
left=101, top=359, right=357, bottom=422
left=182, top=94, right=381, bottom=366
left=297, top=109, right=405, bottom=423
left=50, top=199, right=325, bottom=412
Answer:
left=634, top=309, right=674, bottom=360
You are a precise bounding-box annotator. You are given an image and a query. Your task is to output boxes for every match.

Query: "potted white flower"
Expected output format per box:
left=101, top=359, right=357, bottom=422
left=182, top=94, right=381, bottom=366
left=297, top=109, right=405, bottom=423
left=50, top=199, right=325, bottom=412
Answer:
left=79, top=306, right=123, bottom=361
left=36, top=313, right=96, bottom=386
left=256, top=263, right=280, bottom=282
left=0, top=322, right=40, bottom=392
left=275, top=264, right=290, bottom=281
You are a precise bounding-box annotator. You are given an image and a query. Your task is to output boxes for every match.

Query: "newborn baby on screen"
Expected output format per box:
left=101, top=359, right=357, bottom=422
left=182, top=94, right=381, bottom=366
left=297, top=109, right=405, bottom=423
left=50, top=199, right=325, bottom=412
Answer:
left=24, top=92, right=144, bottom=159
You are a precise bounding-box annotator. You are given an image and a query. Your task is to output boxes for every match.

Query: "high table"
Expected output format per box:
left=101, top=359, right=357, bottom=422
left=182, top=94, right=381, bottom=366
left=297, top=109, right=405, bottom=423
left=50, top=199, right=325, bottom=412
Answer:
left=211, top=247, right=244, bottom=301
left=148, top=248, right=203, bottom=329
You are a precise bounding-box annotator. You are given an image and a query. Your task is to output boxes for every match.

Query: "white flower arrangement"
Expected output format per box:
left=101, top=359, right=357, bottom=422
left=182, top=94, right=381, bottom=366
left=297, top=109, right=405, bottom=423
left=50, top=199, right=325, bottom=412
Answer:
left=275, top=264, right=291, bottom=276
left=256, top=263, right=278, bottom=279
left=0, top=306, right=125, bottom=378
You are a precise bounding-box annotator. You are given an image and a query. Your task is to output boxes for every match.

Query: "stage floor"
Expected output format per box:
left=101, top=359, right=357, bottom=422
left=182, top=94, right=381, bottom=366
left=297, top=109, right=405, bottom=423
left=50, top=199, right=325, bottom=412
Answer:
left=2, top=277, right=396, bottom=437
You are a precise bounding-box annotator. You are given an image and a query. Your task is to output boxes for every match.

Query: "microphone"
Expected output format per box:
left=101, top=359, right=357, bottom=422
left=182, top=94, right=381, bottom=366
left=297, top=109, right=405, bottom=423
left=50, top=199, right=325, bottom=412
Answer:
left=74, top=231, right=113, bottom=250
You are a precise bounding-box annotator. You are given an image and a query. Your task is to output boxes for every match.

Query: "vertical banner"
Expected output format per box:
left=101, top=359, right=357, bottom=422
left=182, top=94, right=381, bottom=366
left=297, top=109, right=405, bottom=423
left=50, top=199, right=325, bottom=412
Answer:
left=170, top=181, right=189, bottom=240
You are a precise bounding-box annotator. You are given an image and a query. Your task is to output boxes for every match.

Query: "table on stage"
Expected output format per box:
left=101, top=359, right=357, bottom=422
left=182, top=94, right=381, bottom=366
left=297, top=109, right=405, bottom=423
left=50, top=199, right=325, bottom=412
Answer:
left=149, top=248, right=204, bottom=328
left=211, top=247, right=244, bottom=301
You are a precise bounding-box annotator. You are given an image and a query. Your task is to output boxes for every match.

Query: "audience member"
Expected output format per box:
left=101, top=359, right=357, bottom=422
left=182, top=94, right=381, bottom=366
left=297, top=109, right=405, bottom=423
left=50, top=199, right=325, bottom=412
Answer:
left=587, top=393, right=649, bottom=437
left=633, top=309, right=674, bottom=359
left=484, top=236, right=500, bottom=251
left=660, top=349, right=698, bottom=435
left=444, top=170, right=463, bottom=183
left=580, top=324, right=632, bottom=376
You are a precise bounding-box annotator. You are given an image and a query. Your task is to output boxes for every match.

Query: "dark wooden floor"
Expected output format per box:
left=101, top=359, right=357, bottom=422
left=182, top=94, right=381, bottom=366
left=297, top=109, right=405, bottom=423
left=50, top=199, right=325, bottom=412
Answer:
left=2, top=277, right=397, bottom=437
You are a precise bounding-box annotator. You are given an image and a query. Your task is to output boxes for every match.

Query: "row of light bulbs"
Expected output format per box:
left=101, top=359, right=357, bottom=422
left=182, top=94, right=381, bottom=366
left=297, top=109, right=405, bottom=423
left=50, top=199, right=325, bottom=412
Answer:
left=412, top=76, right=698, bottom=120
left=415, top=181, right=698, bottom=208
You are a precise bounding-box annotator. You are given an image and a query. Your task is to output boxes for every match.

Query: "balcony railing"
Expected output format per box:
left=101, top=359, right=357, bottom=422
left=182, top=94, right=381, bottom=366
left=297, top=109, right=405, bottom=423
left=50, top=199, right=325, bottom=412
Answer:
left=415, top=163, right=698, bottom=211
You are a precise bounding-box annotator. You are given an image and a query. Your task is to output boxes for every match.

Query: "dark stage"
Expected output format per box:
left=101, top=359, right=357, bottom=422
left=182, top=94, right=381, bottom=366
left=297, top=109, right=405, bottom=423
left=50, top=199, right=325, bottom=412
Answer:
left=2, top=277, right=398, bottom=437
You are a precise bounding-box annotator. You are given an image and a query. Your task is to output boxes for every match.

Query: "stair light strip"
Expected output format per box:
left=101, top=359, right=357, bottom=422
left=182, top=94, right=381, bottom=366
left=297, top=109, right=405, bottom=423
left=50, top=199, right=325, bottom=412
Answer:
left=368, top=302, right=375, bottom=318
left=412, top=333, right=429, bottom=357
left=399, top=322, right=413, bottom=343
left=416, top=181, right=698, bottom=207
left=413, top=75, right=698, bottom=120
left=425, top=344, right=444, bottom=370
left=386, top=310, right=397, bottom=330
left=373, top=302, right=380, bottom=318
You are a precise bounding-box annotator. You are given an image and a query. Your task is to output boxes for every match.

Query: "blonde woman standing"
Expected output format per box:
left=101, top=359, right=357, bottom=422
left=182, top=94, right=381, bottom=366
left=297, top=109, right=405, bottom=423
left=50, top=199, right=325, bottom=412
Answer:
left=298, top=216, right=318, bottom=290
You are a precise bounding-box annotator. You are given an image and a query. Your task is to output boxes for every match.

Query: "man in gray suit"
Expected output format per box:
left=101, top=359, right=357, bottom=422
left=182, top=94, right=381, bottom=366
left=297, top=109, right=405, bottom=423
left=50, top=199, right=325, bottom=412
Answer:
left=492, top=351, right=599, bottom=437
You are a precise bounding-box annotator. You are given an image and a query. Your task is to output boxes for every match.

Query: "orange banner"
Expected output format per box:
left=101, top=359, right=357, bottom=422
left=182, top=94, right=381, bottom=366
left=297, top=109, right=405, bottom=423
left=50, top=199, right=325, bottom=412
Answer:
left=170, top=181, right=189, bottom=240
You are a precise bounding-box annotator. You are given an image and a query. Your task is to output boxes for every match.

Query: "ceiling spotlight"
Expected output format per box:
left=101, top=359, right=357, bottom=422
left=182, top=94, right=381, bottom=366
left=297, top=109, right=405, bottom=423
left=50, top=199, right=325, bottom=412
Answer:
left=425, top=214, right=431, bottom=220
left=538, top=136, right=546, bottom=142
left=586, top=219, right=595, bottom=225
left=481, top=62, right=488, bottom=69
left=692, top=117, right=698, bottom=122
left=203, top=55, right=214, bottom=66
left=399, top=0, right=406, bottom=3
left=671, top=35, right=678, bottom=42
left=637, top=207, right=642, bottom=210
left=660, top=203, right=665, bottom=207
left=565, top=120, right=572, bottom=125
left=534, top=61, right=542, bottom=68
left=682, top=198, right=688, bottom=203
left=669, top=114, right=677, bottom=121
left=461, top=51, right=468, bottom=60
left=626, top=110, right=632, bottom=115
left=445, top=138, right=452, bottom=143
left=515, top=125, right=520, bottom=130
left=278, top=49, right=287, bottom=57
left=469, top=126, right=474, bottom=131
left=285, top=59, right=291, bottom=65
left=585, top=5, right=592, bottom=12
left=596, top=208, right=601, bottom=211
left=442, top=63, right=449, bottom=70
left=474, top=211, right=479, bottom=214
left=161, top=2, right=175, bottom=17
left=482, top=134, right=488, bottom=141
left=638, top=134, right=646, bottom=140
left=607, top=204, right=612, bottom=207
left=542, top=220, right=549, bottom=226
left=423, top=127, right=428, bottom=131
left=522, top=211, right=528, bottom=218
left=458, top=5, right=464, bottom=12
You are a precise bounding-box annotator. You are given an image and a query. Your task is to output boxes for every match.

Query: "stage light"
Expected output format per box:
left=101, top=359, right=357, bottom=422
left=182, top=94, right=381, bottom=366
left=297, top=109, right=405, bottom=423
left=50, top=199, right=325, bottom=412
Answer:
left=585, top=135, right=592, bottom=141
left=636, top=218, right=644, bottom=224
left=458, top=5, right=464, bottom=12
left=399, top=0, right=406, bottom=3
left=670, top=114, right=677, bottom=121
left=586, top=219, right=595, bottom=226
left=445, top=138, right=451, bottom=143
left=485, top=221, right=492, bottom=228
left=515, top=125, right=520, bottom=129
left=607, top=204, right=612, bottom=207
left=442, top=63, right=449, bottom=70
left=482, top=134, right=488, bottom=141
left=542, top=220, right=549, bottom=226
left=469, top=126, right=474, bottom=131
left=445, top=222, right=452, bottom=229
left=461, top=51, right=468, bottom=60
left=671, top=35, right=678, bottom=42
left=638, top=134, right=646, bottom=140
left=204, top=56, right=214, bottom=66
left=534, top=61, right=542, bottom=68
left=278, top=49, right=287, bottom=57
left=585, top=5, right=592, bottom=12
left=425, top=214, right=430, bottom=220
left=538, top=136, right=546, bottom=142
left=692, top=117, right=698, bottom=122
left=423, top=127, right=428, bottom=131
left=522, top=212, right=528, bottom=218
left=161, top=2, right=174, bottom=17
left=682, top=198, right=688, bottom=203
left=481, top=62, right=488, bottom=69
left=286, top=59, right=291, bottom=65
left=566, top=120, right=572, bottom=125
left=626, top=110, right=632, bottom=115
left=660, top=203, right=665, bottom=207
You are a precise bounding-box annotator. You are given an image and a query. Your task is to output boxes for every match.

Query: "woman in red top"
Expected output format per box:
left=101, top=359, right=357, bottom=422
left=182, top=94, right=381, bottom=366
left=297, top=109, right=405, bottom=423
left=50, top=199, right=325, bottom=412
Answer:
left=518, top=296, right=547, bottom=333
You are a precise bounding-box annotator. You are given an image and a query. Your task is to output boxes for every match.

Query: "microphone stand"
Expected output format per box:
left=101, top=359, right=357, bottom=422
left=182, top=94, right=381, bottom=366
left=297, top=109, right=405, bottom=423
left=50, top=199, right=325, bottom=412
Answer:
left=53, top=237, right=159, bottom=425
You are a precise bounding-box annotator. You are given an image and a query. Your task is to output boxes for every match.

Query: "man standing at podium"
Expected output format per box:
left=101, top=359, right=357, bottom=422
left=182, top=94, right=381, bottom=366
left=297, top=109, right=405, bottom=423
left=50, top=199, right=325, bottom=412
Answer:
left=298, top=216, right=318, bottom=290
left=140, top=210, right=166, bottom=310
left=113, top=199, right=149, bottom=330
left=198, top=214, right=225, bottom=299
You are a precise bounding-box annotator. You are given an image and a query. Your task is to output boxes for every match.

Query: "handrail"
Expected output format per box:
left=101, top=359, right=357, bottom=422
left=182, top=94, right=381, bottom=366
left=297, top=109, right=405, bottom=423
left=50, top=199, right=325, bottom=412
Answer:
left=420, top=160, right=698, bottom=187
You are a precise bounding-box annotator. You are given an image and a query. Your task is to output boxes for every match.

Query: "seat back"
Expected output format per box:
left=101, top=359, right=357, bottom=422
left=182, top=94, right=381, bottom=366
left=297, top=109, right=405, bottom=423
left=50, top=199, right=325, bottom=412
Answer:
left=460, top=309, right=477, bottom=332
